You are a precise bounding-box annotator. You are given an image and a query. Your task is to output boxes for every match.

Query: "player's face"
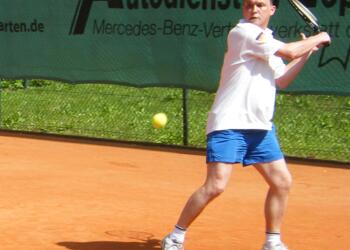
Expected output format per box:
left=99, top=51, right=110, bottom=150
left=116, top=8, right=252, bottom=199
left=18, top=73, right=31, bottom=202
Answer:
left=243, top=0, right=276, bottom=29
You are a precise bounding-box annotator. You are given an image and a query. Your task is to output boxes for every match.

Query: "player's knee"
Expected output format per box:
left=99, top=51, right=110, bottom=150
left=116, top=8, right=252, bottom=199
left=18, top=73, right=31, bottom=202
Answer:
left=213, top=185, right=226, bottom=197
left=205, top=183, right=226, bottom=198
left=274, top=175, right=293, bottom=194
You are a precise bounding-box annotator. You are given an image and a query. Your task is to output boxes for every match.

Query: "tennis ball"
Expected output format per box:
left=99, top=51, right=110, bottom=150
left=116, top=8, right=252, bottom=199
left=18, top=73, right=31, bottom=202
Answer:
left=152, top=112, right=168, bottom=129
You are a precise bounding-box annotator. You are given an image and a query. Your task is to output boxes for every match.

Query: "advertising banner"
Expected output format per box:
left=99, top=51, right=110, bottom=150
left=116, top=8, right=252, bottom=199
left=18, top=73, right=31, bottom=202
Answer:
left=0, top=0, right=349, bottom=94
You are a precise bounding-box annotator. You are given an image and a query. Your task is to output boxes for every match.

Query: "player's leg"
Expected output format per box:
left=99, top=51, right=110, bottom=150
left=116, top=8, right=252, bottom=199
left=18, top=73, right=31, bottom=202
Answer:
left=254, top=159, right=292, bottom=249
left=177, top=162, right=234, bottom=228
left=161, top=162, right=234, bottom=250
left=162, top=129, right=244, bottom=250
left=243, top=125, right=291, bottom=249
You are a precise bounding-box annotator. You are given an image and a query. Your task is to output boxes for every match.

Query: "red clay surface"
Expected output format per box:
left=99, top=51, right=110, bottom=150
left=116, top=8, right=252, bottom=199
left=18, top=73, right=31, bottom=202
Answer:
left=0, top=133, right=349, bottom=250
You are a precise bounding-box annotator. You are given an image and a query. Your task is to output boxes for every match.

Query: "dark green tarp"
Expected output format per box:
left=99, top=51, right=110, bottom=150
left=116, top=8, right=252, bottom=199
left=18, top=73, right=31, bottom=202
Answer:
left=1, top=0, right=349, bottom=94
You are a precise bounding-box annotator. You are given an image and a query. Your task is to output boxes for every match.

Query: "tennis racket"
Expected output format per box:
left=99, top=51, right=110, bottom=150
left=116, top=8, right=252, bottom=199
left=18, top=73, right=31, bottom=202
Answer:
left=288, top=0, right=321, bottom=33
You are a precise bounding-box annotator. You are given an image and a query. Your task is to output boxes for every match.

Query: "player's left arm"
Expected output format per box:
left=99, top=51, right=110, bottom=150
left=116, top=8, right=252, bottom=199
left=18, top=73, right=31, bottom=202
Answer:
left=275, top=32, right=330, bottom=61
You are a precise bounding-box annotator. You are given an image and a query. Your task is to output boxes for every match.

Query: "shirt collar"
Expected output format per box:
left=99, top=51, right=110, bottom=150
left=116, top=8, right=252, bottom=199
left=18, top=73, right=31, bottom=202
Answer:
left=238, top=19, right=273, bottom=35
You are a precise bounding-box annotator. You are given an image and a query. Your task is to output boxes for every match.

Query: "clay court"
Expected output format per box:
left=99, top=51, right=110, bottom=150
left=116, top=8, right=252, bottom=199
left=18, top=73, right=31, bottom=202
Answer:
left=0, top=133, right=349, bottom=250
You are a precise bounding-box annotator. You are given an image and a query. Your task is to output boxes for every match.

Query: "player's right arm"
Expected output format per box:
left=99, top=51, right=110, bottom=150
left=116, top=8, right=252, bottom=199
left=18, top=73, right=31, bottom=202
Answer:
left=275, top=52, right=311, bottom=89
left=275, top=32, right=331, bottom=89
left=275, top=32, right=331, bottom=61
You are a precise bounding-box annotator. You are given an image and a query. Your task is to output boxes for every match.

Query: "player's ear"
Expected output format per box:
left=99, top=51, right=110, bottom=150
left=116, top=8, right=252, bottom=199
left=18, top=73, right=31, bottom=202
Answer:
left=270, top=5, right=277, bottom=16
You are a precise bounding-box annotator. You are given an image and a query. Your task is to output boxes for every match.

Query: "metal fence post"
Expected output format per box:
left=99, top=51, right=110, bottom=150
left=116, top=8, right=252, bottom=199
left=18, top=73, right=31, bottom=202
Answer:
left=23, top=79, right=29, bottom=89
left=182, top=88, right=189, bottom=146
left=0, top=79, right=2, bottom=127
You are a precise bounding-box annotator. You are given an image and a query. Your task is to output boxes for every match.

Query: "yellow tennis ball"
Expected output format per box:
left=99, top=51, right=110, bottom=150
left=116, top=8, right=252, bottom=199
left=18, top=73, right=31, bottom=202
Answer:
left=152, top=112, right=168, bottom=129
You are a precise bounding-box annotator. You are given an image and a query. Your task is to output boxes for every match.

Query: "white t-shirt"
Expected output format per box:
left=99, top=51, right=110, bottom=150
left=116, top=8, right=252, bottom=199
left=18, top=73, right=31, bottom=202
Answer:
left=206, top=20, right=286, bottom=134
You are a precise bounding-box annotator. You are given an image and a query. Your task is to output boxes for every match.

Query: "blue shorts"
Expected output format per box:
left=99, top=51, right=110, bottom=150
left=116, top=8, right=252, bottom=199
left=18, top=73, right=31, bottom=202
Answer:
left=206, top=127, right=284, bottom=166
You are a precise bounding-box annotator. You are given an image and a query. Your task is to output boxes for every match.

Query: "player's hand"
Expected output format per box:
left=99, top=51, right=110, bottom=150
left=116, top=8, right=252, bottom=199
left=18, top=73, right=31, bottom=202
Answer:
left=317, top=32, right=331, bottom=47
left=300, top=33, right=319, bottom=53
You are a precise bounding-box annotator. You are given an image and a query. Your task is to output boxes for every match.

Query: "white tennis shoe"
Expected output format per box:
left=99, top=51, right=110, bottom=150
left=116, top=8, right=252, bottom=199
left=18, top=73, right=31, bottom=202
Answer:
left=161, top=234, right=184, bottom=250
left=262, top=242, right=289, bottom=250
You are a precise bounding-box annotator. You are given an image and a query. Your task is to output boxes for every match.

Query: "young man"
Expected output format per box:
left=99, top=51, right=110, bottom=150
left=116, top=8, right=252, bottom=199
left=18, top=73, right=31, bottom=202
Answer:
left=161, top=0, right=331, bottom=249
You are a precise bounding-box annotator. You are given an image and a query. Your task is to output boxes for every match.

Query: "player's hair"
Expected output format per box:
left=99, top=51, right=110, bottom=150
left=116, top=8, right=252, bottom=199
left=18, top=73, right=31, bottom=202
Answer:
left=272, top=0, right=279, bottom=7
left=243, top=0, right=279, bottom=8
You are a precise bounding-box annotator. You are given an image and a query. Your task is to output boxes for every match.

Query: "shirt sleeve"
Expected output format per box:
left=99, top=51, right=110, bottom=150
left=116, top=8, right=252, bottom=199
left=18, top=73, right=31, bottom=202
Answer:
left=269, top=55, right=286, bottom=79
left=239, top=24, right=286, bottom=77
left=246, top=31, right=285, bottom=60
left=227, top=22, right=286, bottom=74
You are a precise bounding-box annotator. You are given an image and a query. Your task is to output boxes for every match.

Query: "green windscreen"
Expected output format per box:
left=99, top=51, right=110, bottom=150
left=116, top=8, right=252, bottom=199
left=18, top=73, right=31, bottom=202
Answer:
left=0, top=0, right=349, bottom=94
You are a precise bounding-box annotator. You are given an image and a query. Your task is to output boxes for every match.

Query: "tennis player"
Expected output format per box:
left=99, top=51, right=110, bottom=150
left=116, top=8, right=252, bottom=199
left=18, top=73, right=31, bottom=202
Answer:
left=161, top=0, right=331, bottom=249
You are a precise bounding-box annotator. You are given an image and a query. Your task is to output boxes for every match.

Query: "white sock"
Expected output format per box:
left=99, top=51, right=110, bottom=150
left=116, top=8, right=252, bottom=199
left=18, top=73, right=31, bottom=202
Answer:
left=170, top=225, right=187, bottom=243
left=266, top=232, right=281, bottom=245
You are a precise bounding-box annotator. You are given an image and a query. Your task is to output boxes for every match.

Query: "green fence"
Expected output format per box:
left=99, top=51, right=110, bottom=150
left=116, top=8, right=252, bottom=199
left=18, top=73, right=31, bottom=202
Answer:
left=0, top=80, right=349, bottom=164
left=2, top=1, right=350, bottom=95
